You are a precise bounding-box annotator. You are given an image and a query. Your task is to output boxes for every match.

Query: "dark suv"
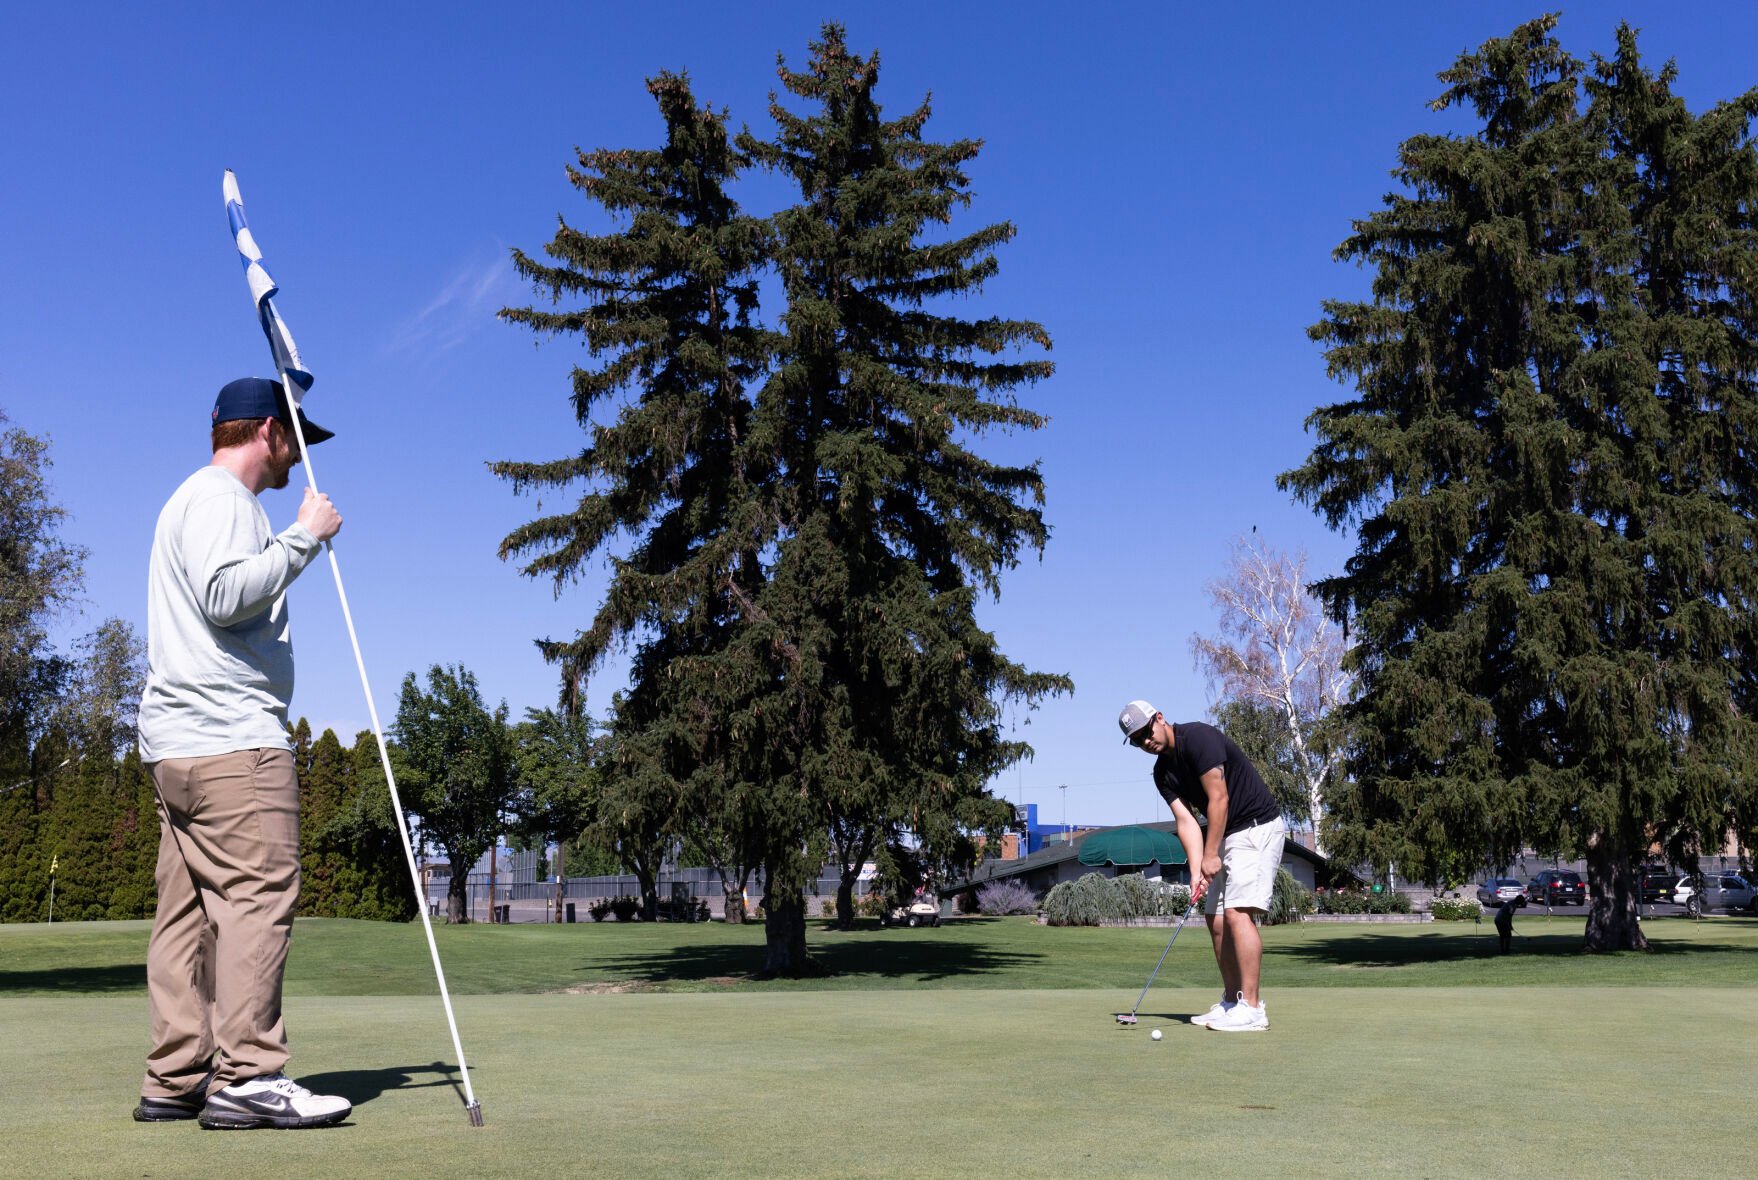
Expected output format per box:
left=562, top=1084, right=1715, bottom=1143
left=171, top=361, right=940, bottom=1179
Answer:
left=1527, top=870, right=1587, bottom=907
left=1639, top=869, right=1678, bottom=903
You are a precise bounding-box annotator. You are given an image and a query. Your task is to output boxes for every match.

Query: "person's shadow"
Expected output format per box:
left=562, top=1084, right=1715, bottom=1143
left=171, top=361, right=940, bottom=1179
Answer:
left=294, top=1061, right=462, bottom=1109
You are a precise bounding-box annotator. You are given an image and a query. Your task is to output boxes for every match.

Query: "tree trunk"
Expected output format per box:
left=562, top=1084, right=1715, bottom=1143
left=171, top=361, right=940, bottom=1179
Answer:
left=835, top=872, right=858, bottom=930
left=832, top=831, right=875, bottom=930
left=446, top=873, right=469, bottom=924
left=635, top=866, right=658, bottom=922
left=756, top=888, right=821, bottom=978
left=713, top=862, right=750, bottom=924
left=1583, top=845, right=1648, bottom=952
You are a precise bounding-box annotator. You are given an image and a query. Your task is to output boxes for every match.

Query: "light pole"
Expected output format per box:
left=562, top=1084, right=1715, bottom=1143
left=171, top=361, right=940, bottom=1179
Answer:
left=1059, top=784, right=1069, bottom=844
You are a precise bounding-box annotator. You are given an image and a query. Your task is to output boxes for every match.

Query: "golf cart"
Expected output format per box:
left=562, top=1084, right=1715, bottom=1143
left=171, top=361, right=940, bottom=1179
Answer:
left=880, top=898, right=942, bottom=928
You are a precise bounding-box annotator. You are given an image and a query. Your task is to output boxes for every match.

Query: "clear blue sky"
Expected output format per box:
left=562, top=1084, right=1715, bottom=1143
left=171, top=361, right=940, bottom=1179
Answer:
left=7, top=2, right=1757, bottom=827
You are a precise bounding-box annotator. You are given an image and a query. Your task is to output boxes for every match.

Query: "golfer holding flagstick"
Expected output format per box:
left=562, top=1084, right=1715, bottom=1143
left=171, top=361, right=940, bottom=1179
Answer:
left=134, top=380, right=353, bottom=1127
left=1119, top=701, right=1288, bottom=1032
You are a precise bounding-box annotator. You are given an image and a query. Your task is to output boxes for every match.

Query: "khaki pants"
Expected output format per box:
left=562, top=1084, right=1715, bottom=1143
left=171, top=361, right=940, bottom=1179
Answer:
left=143, top=748, right=300, bottom=1098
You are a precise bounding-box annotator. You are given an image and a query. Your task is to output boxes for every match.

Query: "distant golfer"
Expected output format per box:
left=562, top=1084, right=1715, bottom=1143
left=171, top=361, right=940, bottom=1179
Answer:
left=1119, top=701, right=1288, bottom=1032
left=1495, top=899, right=1516, bottom=954
left=134, top=379, right=351, bottom=1129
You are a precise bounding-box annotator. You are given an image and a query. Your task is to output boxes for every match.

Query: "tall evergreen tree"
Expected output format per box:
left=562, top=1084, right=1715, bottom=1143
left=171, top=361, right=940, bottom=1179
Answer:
left=333, top=729, right=417, bottom=921
left=499, top=35, right=1064, bottom=973
left=733, top=25, right=1067, bottom=970
left=296, top=724, right=348, bottom=916
left=0, top=745, right=79, bottom=921
left=40, top=732, right=125, bottom=920
left=495, top=71, right=774, bottom=928
left=1282, top=17, right=1758, bottom=950
left=109, top=748, right=159, bottom=918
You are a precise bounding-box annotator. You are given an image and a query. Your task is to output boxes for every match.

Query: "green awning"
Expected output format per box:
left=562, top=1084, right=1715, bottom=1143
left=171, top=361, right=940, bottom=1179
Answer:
left=1076, top=825, right=1188, bottom=868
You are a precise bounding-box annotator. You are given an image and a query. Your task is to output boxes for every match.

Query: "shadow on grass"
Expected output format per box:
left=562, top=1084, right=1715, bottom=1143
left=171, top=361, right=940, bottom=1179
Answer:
left=0, top=962, right=146, bottom=994
left=592, top=929, right=1044, bottom=984
left=1273, top=929, right=1750, bottom=968
left=297, top=1061, right=463, bottom=1109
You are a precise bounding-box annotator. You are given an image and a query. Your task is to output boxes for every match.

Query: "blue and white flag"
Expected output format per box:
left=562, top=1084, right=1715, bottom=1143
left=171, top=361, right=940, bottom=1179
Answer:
left=223, top=170, right=313, bottom=401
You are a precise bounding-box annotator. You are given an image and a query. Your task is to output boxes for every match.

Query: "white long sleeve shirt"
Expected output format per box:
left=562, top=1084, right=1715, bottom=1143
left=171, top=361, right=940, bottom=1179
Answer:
left=137, top=465, right=322, bottom=761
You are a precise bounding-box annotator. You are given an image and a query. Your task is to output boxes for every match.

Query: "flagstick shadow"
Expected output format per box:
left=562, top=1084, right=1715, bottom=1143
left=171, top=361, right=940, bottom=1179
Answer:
left=294, top=1061, right=462, bottom=1108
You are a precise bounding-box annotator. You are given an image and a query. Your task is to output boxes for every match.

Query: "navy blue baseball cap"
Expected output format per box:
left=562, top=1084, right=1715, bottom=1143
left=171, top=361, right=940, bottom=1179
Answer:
left=211, top=377, right=334, bottom=444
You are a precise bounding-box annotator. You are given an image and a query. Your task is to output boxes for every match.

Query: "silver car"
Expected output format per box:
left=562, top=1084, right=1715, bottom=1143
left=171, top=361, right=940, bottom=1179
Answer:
left=1694, top=873, right=1757, bottom=913
left=1475, top=878, right=1526, bottom=907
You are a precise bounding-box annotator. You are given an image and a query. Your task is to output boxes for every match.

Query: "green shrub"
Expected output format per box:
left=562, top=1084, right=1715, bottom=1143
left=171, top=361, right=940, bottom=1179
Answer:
left=1041, top=872, right=1191, bottom=926
left=608, top=895, right=640, bottom=921
left=588, top=897, right=613, bottom=922
left=1265, top=868, right=1314, bottom=925
left=1041, top=875, right=1103, bottom=926
left=1429, top=896, right=1482, bottom=921
left=1316, top=888, right=1414, bottom=915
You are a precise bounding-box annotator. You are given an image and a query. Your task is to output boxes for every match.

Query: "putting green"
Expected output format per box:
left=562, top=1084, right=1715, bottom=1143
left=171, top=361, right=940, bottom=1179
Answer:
left=4, top=987, right=1752, bottom=1178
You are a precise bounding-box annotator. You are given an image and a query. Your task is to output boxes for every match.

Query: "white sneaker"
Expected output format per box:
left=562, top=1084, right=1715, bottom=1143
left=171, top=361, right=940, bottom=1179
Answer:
left=1208, top=999, right=1269, bottom=1033
left=1189, top=999, right=1236, bottom=1027
left=199, top=1072, right=352, bottom=1129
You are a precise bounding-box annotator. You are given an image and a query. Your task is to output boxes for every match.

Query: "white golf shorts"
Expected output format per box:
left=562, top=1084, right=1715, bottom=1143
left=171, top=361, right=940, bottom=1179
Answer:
left=1202, top=818, right=1288, bottom=915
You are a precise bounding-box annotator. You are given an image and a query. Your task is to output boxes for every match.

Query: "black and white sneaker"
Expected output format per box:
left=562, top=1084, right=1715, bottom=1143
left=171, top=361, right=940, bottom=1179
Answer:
left=198, top=1073, right=351, bottom=1130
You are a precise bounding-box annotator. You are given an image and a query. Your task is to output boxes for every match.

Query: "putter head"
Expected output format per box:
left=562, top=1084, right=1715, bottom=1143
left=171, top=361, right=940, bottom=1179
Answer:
left=1115, top=1012, right=1138, bottom=1025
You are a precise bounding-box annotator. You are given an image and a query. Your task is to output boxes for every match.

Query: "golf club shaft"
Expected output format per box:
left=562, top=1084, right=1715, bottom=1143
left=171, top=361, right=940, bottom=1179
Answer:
left=1128, top=902, right=1195, bottom=1016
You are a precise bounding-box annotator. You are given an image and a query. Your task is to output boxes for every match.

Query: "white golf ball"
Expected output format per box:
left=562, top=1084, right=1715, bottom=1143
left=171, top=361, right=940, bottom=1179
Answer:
left=1151, top=1029, right=1163, bottom=1040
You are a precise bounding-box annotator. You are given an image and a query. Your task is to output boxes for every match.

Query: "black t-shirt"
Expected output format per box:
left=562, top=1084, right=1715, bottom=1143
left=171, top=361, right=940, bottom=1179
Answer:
left=1152, top=721, right=1281, bottom=836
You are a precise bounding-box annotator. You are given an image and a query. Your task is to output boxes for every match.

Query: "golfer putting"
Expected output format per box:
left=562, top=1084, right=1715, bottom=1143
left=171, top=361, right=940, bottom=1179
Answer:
left=1119, top=700, right=1288, bottom=1032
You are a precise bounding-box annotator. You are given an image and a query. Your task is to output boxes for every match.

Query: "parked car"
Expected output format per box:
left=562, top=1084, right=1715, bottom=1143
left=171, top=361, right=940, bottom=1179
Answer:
left=1475, top=878, right=1526, bottom=907
left=1695, top=874, right=1757, bottom=913
left=1638, top=869, right=1679, bottom=904
left=1672, top=876, right=1697, bottom=905
left=1526, top=869, right=1586, bottom=907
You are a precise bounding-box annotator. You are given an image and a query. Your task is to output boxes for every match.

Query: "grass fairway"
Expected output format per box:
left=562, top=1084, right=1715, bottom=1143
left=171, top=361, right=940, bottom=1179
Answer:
left=3, top=916, right=1755, bottom=1178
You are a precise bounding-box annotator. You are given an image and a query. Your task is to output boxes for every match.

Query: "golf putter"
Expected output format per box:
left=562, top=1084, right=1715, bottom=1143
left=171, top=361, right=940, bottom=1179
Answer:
left=1115, top=901, right=1197, bottom=1026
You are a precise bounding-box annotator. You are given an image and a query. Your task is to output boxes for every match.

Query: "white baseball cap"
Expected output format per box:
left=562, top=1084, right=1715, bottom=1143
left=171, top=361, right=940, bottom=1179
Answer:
left=1118, top=700, right=1158, bottom=743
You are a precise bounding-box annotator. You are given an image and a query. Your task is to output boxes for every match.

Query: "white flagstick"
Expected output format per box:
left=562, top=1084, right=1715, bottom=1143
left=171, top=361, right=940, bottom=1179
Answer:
left=276, top=373, right=485, bottom=1128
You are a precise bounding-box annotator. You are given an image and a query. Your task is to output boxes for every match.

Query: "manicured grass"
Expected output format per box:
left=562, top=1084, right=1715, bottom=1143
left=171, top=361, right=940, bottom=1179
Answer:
left=5, top=987, right=1755, bottom=1178
left=2, top=912, right=1755, bottom=997
left=3, top=916, right=1755, bottom=1178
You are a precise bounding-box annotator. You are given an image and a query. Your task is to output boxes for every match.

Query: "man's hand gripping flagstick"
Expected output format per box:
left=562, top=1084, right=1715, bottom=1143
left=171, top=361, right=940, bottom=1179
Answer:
left=222, top=171, right=484, bottom=1128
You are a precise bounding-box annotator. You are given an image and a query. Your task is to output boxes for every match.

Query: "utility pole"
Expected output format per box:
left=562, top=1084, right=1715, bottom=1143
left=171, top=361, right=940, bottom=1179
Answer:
left=1060, top=784, right=1069, bottom=844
